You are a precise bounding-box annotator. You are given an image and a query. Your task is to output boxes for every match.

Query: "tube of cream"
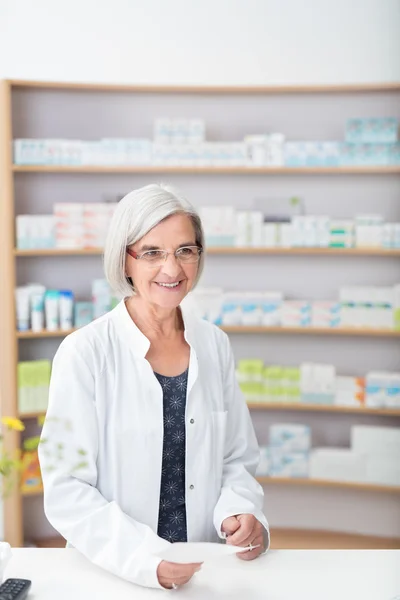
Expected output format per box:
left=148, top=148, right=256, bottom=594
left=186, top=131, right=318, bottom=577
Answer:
left=15, top=287, right=31, bottom=331
left=59, top=290, right=74, bottom=330
left=45, top=290, right=60, bottom=331
left=28, top=284, right=46, bottom=332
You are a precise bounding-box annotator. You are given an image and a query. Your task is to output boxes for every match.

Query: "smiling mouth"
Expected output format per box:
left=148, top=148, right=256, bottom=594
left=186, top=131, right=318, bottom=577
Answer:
left=155, top=280, right=183, bottom=290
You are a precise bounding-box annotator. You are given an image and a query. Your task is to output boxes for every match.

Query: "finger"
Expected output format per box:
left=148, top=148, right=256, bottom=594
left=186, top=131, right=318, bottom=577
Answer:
left=237, top=535, right=264, bottom=561
left=221, top=516, right=240, bottom=536
left=227, top=517, right=256, bottom=546
left=169, top=562, right=202, bottom=579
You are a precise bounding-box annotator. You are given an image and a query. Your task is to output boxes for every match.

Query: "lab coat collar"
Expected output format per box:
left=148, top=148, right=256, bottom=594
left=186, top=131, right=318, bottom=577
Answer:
left=112, top=299, right=199, bottom=358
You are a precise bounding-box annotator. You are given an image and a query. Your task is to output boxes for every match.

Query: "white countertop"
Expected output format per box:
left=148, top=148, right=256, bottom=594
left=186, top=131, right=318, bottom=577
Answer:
left=4, top=548, right=400, bottom=600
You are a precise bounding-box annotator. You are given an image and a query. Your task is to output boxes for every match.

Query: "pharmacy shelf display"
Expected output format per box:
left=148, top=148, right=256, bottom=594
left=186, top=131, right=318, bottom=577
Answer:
left=13, top=247, right=400, bottom=257
left=1, top=79, right=400, bottom=549
left=15, top=326, right=400, bottom=339
left=20, top=477, right=400, bottom=498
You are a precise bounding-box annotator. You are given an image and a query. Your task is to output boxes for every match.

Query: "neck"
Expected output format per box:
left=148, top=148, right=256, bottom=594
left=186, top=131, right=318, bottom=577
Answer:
left=125, top=296, right=183, bottom=339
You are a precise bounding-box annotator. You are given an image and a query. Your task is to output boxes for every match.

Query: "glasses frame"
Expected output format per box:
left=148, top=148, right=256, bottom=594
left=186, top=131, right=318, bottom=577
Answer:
left=126, top=245, right=203, bottom=266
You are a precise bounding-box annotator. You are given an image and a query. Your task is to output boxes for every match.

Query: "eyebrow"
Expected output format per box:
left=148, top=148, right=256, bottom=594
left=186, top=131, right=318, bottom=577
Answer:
left=138, top=242, right=197, bottom=252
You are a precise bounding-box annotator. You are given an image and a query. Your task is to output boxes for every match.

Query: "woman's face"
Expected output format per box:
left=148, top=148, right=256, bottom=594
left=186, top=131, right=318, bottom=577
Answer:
left=126, top=214, right=200, bottom=310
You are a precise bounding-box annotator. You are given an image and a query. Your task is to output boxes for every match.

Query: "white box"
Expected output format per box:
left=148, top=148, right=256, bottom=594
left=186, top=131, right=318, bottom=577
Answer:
left=270, top=449, right=309, bottom=478
left=366, top=455, right=400, bottom=486
left=351, top=425, right=400, bottom=456
left=270, top=423, right=311, bottom=452
left=310, top=448, right=367, bottom=482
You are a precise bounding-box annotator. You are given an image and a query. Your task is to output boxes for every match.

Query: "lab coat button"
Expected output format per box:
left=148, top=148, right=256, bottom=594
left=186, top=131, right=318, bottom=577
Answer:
left=189, top=484, right=194, bottom=490
left=190, top=418, right=195, bottom=424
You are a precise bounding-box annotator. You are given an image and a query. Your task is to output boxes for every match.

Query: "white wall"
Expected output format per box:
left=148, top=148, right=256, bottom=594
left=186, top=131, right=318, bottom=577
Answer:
left=0, top=0, right=399, bottom=84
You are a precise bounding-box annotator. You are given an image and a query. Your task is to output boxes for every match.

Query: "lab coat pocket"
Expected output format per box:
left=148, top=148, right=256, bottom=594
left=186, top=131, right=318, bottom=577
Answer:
left=211, top=411, right=228, bottom=487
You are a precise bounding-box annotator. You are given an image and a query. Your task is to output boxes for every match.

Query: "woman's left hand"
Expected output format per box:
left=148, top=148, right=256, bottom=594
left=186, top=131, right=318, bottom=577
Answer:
left=221, top=514, right=264, bottom=560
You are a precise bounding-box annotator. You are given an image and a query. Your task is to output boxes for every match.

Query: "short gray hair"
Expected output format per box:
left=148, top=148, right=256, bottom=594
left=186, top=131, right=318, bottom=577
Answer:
left=104, top=183, right=205, bottom=297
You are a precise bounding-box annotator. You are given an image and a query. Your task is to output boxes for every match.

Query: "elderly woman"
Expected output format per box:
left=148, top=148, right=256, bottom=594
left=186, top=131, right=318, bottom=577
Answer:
left=39, top=184, right=269, bottom=590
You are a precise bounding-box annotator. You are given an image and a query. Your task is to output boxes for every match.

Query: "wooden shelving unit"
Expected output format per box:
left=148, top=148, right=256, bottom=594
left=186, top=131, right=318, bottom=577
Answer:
left=15, top=326, right=400, bottom=339
left=246, top=402, right=400, bottom=417
left=19, top=404, right=400, bottom=419
left=21, top=478, right=400, bottom=496
left=221, top=325, right=400, bottom=337
left=1, top=79, right=400, bottom=549
left=257, top=476, right=400, bottom=494
left=14, top=247, right=400, bottom=257
left=12, top=164, right=400, bottom=174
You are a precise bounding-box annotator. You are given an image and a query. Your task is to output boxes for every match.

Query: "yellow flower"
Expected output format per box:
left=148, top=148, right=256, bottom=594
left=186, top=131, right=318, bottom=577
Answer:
left=1, top=417, right=25, bottom=431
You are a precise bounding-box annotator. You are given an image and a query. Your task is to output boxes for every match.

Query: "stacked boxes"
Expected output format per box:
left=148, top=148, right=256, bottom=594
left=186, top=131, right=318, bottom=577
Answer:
left=351, top=426, right=400, bottom=486
left=18, top=360, right=51, bottom=415
left=365, top=372, right=400, bottom=408
left=269, top=424, right=311, bottom=478
left=54, top=203, right=117, bottom=249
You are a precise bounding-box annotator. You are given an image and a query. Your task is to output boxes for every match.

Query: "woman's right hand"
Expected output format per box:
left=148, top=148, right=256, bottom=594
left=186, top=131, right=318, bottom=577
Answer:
left=157, top=560, right=202, bottom=589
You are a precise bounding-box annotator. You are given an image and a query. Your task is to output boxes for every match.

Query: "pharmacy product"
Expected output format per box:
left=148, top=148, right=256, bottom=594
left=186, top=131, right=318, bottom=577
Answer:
left=59, top=290, right=74, bottom=330
left=92, top=279, right=111, bottom=319
left=29, top=284, right=46, bottom=332
left=15, top=287, right=31, bottom=331
left=44, top=290, right=60, bottom=331
left=74, top=302, right=93, bottom=328
left=270, top=423, right=311, bottom=452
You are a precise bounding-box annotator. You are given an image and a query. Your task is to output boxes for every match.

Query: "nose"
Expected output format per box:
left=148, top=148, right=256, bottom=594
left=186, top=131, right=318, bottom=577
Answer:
left=159, top=253, right=183, bottom=278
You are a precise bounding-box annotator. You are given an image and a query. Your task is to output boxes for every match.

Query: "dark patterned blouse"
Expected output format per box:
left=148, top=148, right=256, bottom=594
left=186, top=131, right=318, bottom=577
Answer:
left=154, top=369, right=188, bottom=543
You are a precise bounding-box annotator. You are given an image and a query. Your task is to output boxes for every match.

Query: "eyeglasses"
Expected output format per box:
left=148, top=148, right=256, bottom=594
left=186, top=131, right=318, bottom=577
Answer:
left=126, top=245, right=203, bottom=267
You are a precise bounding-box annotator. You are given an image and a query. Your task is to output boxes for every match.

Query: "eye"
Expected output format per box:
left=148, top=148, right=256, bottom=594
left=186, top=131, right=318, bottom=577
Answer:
left=177, top=246, right=196, bottom=256
left=142, top=250, right=164, bottom=260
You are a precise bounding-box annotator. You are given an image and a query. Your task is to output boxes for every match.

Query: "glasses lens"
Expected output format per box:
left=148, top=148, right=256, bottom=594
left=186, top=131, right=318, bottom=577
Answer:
left=141, top=250, right=166, bottom=265
left=176, top=247, right=201, bottom=263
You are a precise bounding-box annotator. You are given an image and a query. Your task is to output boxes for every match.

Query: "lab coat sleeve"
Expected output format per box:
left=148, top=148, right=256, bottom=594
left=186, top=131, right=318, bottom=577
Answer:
left=212, top=333, right=270, bottom=549
left=38, top=336, right=170, bottom=589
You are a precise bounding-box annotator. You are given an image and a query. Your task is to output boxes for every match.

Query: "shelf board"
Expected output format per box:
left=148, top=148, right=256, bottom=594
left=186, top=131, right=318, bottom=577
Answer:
left=18, top=405, right=400, bottom=420
left=19, top=411, right=45, bottom=420
left=9, top=80, right=400, bottom=94
left=14, top=246, right=400, bottom=257
left=247, top=402, right=400, bottom=416
left=257, top=477, right=400, bottom=493
left=12, top=165, right=400, bottom=175
left=16, top=326, right=400, bottom=339
left=22, top=488, right=43, bottom=498
left=14, top=248, right=103, bottom=256
left=221, top=326, right=400, bottom=337
left=17, top=329, right=76, bottom=339
left=269, top=527, right=400, bottom=549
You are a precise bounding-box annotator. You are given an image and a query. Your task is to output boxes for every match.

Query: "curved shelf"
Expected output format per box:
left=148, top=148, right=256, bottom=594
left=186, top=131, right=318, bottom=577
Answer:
left=12, top=165, right=400, bottom=174
left=247, top=402, right=400, bottom=416
left=14, top=246, right=400, bottom=257
left=257, top=476, right=400, bottom=494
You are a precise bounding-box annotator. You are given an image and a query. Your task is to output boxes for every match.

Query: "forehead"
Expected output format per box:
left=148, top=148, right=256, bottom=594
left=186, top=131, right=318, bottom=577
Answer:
left=139, top=214, right=195, bottom=245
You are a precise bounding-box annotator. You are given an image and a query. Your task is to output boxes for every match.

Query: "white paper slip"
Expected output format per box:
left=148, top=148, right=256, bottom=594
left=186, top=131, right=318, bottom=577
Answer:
left=156, top=542, right=258, bottom=564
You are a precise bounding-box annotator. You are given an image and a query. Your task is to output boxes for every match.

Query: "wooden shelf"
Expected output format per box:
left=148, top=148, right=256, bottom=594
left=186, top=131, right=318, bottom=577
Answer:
left=12, top=165, right=400, bottom=174
left=15, top=248, right=103, bottom=256
left=14, top=246, right=400, bottom=257
left=247, top=402, right=400, bottom=416
left=9, top=80, right=400, bottom=94
left=22, top=488, right=43, bottom=498
left=17, top=329, right=76, bottom=339
left=257, top=477, right=400, bottom=493
left=16, top=326, right=400, bottom=339
left=269, top=527, right=400, bottom=549
left=19, top=411, right=45, bottom=420
left=222, top=325, right=400, bottom=337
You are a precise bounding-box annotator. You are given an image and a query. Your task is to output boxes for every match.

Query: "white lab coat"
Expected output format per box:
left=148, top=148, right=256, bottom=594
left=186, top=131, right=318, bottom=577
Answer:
left=39, top=300, right=269, bottom=589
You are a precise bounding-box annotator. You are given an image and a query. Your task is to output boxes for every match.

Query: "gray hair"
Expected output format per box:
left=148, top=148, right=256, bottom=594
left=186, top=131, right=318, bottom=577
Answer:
left=104, top=183, right=205, bottom=297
